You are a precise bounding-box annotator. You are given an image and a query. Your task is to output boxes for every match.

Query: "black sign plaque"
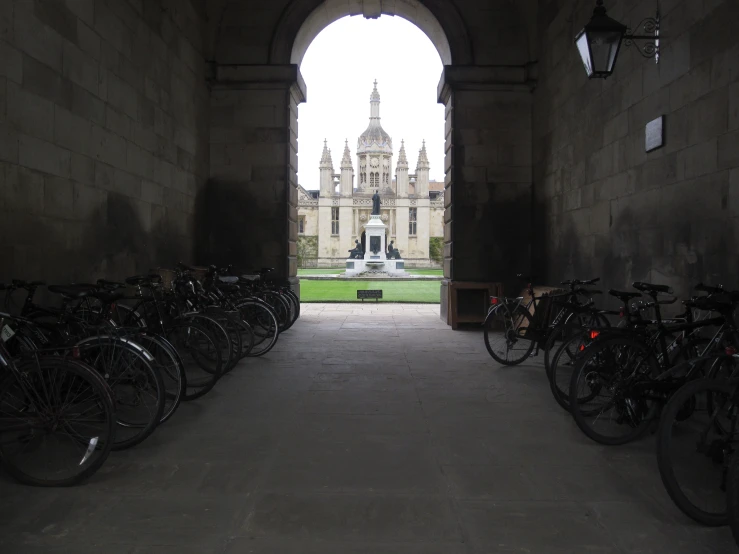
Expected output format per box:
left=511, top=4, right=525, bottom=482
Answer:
left=357, top=290, right=383, bottom=302
left=645, top=116, right=664, bottom=152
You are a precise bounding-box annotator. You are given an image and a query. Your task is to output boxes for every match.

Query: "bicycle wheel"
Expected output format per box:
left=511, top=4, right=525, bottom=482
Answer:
left=657, top=378, right=737, bottom=526
left=0, top=356, right=115, bottom=486
left=727, top=454, right=739, bottom=545
left=237, top=299, right=279, bottom=357
left=483, top=305, right=535, bottom=365
left=285, top=289, right=300, bottom=321
left=166, top=320, right=223, bottom=401
left=192, top=313, right=236, bottom=373
left=544, top=312, right=610, bottom=382
left=548, top=329, right=591, bottom=412
left=203, top=309, right=242, bottom=373
left=261, top=291, right=290, bottom=333
left=569, top=335, right=660, bottom=445
left=77, top=336, right=165, bottom=451
left=131, top=332, right=186, bottom=423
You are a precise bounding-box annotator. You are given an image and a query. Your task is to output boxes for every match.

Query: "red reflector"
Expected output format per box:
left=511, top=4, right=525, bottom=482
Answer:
left=579, top=344, right=586, bottom=351
left=491, top=297, right=499, bottom=305
left=619, top=307, right=625, bottom=318
left=726, top=346, right=737, bottom=356
left=589, top=330, right=600, bottom=340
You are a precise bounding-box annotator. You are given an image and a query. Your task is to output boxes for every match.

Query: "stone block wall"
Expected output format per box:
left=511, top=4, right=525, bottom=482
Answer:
left=0, top=0, right=208, bottom=282
left=533, top=0, right=739, bottom=301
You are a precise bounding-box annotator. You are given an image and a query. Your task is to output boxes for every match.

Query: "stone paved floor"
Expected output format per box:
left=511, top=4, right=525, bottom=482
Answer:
left=0, top=303, right=735, bottom=553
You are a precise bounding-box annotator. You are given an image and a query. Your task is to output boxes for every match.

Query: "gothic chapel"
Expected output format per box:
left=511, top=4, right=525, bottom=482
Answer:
left=298, top=82, right=444, bottom=266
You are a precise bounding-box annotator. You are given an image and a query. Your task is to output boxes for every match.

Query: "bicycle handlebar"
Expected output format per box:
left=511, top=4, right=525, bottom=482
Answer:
left=695, top=283, right=724, bottom=294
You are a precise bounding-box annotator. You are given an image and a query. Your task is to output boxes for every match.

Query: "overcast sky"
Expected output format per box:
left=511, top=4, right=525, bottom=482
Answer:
left=297, top=15, right=445, bottom=189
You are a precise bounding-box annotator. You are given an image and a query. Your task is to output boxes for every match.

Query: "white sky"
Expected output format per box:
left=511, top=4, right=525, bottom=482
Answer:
left=297, top=15, right=445, bottom=189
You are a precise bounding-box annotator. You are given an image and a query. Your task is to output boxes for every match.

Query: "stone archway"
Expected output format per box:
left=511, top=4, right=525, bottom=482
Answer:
left=269, top=0, right=472, bottom=67
left=207, top=0, right=534, bottom=325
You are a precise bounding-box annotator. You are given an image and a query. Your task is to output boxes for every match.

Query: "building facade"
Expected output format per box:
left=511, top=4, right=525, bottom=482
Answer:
left=298, top=82, right=444, bottom=267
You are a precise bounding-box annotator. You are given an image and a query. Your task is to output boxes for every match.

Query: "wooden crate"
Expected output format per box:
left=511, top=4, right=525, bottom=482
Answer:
left=445, top=281, right=503, bottom=330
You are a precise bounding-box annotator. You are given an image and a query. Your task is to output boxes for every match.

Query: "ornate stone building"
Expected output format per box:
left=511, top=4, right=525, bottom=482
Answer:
left=298, top=82, right=444, bottom=266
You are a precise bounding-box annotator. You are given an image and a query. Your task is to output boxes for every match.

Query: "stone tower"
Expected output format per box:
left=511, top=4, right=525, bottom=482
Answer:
left=395, top=140, right=409, bottom=198
left=339, top=139, right=354, bottom=195
left=356, top=81, right=393, bottom=192
left=319, top=139, right=335, bottom=196
left=415, top=140, right=430, bottom=197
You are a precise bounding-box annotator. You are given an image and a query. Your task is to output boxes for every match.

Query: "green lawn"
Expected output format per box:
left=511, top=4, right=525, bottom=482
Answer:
left=407, top=269, right=443, bottom=276
left=300, top=280, right=440, bottom=303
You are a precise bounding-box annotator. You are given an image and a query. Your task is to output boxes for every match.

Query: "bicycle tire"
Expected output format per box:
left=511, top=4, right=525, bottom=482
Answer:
left=132, top=332, right=186, bottom=423
left=656, top=378, right=735, bottom=526
left=0, top=356, right=116, bottom=486
left=166, top=320, right=223, bottom=401
left=543, top=312, right=610, bottom=383
left=191, top=313, right=236, bottom=373
left=483, top=305, right=535, bottom=365
left=548, top=329, right=591, bottom=412
left=569, top=334, right=660, bottom=445
left=77, top=336, right=165, bottom=451
left=237, top=299, right=279, bottom=357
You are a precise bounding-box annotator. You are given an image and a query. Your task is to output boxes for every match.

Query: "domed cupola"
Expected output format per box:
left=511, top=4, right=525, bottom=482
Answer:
left=357, top=80, right=393, bottom=154
left=356, top=81, right=394, bottom=191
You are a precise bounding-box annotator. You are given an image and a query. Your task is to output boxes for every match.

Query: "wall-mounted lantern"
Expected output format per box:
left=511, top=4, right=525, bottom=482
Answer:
left=575, top=0, right=660, bottom=79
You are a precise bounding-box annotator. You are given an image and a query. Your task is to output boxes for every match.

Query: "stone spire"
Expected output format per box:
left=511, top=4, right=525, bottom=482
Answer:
left=416, top=140, right=430, bottom=170
left=396, top=139, right=409, bottom=197
left=340, top=139, right=354, bottom=195
left=358, top=81, right=391, bottom=153
left=415, top=140, right=430, bottom=196
left=396, top=139, right=409, bottom=169
left=341, top=139, right=353, bottom=170
left=319, top=139, right=333, bottom=170
left=319, top=139, right=335, bottom=195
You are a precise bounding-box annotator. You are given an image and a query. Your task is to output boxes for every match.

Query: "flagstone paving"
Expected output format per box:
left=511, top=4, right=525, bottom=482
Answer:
left=0, top=303, right=733, bottom=553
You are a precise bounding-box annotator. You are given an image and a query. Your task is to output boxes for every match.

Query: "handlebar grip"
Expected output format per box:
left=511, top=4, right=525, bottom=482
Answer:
left=695, top=283, right=723, bottom=294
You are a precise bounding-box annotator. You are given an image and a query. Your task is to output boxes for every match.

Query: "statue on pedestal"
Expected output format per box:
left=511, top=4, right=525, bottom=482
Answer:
left=387, top=240, right=401, bottom=260
left=348, top=240, right=364, bottom=259
left=371, top=191, right=381, bottom=215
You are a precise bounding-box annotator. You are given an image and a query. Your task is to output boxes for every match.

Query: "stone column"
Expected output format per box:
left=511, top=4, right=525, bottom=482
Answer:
left=395, top=199, right=410, bottom=260
left=207, top=65, right=306, bottom=288
left=437, top=66, right=534, bottom=321
left=416, top=199, right=430, bottom=260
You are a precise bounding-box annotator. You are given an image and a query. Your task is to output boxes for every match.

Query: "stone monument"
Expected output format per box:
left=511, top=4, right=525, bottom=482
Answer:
left=345, top=192, right=407, bottom=276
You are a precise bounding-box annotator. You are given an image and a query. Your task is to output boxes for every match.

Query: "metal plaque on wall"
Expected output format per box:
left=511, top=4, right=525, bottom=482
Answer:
left=645, top=116, right=664, bottom=152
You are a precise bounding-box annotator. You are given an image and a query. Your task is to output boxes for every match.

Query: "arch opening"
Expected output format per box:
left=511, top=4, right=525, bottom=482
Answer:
left=288, top=0, right=453, bottom=68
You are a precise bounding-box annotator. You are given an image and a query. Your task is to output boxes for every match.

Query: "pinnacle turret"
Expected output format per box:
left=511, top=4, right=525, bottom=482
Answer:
left=370, top=79, right=380, bottom=103
left=416, top=140, right=430, bottom=170
left=320, top=139, right=333, bottom=170
left=397, top=139, right=409, bottom=169
left=341, top=139, right=353, bottom=170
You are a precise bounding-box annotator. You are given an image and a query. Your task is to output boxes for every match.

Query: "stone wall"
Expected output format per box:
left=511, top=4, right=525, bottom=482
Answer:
left=533, top=0, right=739, bottom=301
left=0, top=0, right=208, bottom=283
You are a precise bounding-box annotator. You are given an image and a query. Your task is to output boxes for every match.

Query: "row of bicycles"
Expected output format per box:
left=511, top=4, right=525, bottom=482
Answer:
left=0, top=263, right=299, bottom=486
left=484, top=276, right=739, bottom=545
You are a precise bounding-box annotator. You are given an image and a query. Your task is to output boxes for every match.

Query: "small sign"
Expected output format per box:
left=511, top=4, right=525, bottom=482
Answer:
left=645, top=115, right=664, bottom=152
left=1, top=325, right=15, bottom=342
left=396, top=262, right=404, bottom=269
left=357, top=290, right=383, bottom=302
left=346, top=261, right=355, bottom=269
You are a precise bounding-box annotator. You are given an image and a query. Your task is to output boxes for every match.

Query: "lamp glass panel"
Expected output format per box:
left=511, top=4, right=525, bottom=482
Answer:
left=576, top=33, right=593, bottom=76
left=589, top=30, right=622, bottom=74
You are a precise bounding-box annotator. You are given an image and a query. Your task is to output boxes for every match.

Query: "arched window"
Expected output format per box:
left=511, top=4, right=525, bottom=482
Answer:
left=370, top=172, right=378, bottom=187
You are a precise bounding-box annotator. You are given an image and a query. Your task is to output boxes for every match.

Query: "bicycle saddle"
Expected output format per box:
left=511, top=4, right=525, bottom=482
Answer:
left=608, top=289, right=641, bottom=300
left=48, top=284, right=98, bottom=298
left=125, top=274, right=162, bottom=286
left=97, top=279, right=125, bottom=290
left=218, top=276, right=239, bottom=284
left=632, top=281, right=673, bottom=294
